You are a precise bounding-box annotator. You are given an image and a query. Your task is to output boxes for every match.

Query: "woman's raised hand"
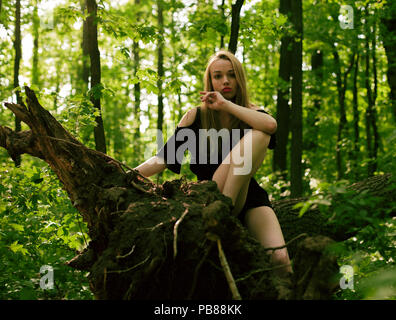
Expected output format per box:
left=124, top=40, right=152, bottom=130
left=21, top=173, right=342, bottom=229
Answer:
left=199, top=91, right=227, bottom=111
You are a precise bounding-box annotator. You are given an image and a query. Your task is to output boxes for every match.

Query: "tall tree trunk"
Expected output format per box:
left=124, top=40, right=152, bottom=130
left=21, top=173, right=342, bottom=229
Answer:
left=305, top=50, right=323, bottom=151
left=290, top=0, right=303, bottom=197
left=371, top=17, right=379, bottom=174
left=13, top=0, right=22, bottom=167
left=169, top=9, right=182, bottom=125
left=352, top=52, right=360, bottom=179
left=81, top=0, right=90, bottom=91
left=32, top=0, right=39, bottom=87
left=157, top=0, right=164, bottom=134
left=332, top=47, right=355, bottom=180
left=132, top=0, right=141, bottom=165
left=53, top=63, right=60, bottom=110
left=273, top=0, right=292, bottom=178
left=219, top=0, right=225, bottom=49
left=364, top=10, right=379, bottom=176
left=228, top=0, right=244, bottom=54
left=79, top=0, right=92, bottom=145
left=379, top=1, right=396, bottom=122
left=86, top=0, right=107, bottom=154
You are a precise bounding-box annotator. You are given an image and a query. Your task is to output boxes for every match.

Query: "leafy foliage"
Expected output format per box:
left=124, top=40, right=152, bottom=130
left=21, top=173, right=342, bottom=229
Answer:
left=293, top=179, right=396, bottom=300
left=0, top=160, right=92, bottom=300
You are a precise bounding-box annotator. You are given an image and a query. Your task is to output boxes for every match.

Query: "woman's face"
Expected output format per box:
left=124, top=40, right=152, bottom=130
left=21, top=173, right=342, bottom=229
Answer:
left=209, top=59, right=237, bottom=101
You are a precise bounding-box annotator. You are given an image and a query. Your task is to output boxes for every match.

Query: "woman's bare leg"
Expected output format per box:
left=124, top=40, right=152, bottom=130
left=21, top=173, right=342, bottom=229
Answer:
left=212, top=130, right=269, bottom=212
left=212, top=129, right=269, bottom=215
left=245, top=206, right=293, bottom=275
left=221, top=129, right=270, bottom=214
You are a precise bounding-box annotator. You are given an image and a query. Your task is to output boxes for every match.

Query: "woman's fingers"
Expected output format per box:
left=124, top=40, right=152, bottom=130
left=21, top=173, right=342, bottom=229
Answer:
left=200, top=92, right=224, bottom=109
left=200, top=91, right=217, bottom=102
left=200, top=92, right=213, bottom=103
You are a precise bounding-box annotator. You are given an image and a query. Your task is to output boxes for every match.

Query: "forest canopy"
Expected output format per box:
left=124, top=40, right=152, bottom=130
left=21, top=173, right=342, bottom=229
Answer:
left=0, top=0, right=395, bottom=300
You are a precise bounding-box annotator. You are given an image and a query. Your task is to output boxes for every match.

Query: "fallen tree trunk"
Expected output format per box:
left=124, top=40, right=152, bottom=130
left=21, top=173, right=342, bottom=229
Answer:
left=1, top=87, right=394, bottom=300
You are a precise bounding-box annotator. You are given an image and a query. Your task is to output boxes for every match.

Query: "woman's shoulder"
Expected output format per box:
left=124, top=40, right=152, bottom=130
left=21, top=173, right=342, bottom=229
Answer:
left=177, top=107, right=199, bottom=128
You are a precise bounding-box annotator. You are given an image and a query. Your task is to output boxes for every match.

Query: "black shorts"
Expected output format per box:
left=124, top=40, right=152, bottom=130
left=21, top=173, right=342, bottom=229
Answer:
left=237, top=178, right=273, bottom=223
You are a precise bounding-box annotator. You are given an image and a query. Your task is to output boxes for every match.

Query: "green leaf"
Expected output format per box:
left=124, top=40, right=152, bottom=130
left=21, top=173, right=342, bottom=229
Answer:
left=9, top=241, right=28, bottom=255
left=10, top=223, right=24, bottom=232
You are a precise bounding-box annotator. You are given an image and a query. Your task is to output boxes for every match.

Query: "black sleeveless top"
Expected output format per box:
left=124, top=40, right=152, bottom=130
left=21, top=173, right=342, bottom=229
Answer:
left=156, top=107, right=276, bottom=220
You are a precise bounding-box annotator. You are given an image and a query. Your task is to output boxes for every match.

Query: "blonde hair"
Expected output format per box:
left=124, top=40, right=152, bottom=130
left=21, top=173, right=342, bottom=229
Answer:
left=201, top=50, right=251, bottom=131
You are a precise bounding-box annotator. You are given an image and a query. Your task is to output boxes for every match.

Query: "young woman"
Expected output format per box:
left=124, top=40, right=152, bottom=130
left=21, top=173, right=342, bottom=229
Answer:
left=135, top=50, right=292, bottom=275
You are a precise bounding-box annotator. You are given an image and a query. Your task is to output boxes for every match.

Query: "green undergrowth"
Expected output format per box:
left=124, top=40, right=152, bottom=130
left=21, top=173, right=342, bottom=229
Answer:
left=0, top=158, right=93, bottom=300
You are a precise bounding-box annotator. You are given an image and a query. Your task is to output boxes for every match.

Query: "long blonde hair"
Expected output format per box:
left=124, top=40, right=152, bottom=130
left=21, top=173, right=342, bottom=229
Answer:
left=201, top=50, right=251, bottom=131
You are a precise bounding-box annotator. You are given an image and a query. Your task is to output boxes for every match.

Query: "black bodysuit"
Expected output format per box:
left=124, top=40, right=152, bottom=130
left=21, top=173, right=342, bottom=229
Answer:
left=156, top=107, right=276, bottom=222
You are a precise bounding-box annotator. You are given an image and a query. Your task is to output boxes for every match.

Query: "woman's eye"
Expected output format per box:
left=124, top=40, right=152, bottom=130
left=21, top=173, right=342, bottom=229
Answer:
left=229, top=73, right=235, bottom=78
left=214, top=75, right=221, bottom=79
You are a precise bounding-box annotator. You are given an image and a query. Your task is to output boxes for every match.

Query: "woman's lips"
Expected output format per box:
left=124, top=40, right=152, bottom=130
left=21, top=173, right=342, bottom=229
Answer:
left=222, top=88, right=232, bottom=92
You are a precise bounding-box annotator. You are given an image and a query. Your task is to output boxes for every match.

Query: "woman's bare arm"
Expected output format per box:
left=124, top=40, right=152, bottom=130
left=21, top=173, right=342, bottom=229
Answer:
left=134, top=107, right=197, bottom=178
left=200, top=91, right=277, bottom=134
left=134, top=156, right=166, bottom=177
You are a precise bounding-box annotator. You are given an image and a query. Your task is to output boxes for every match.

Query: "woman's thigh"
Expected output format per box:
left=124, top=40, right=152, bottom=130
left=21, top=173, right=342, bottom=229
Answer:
left=212, top=129, right=270, bottom=193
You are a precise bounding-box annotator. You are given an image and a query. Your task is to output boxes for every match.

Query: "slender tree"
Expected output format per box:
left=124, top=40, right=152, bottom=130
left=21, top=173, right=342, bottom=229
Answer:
left=85, top=0, right=107, bottom=153
left=379, top=1, right=396, bottom=122
left=80, top=0, right=90, bottom=92
left=78, top=0, right=92, bottom=145
left=290, top=0, right=303, bottom=197
left=228, top=0, right=244, bottom=54
left=219, top=0, right=225, bottom=49
left=157, top=0, right=164, bottom=134
left=132, top=0, right=141, bottom=164
left=32, top=0, right=39, bottom=87
left=352, top=52, right=360, bottom=178
left=168, top=5, right=183, bottom=124
left=53, top=61, right=61, bottom=110
left=273, top=0, right=292, bottom=178
left=13, top=0, right=22, bottom=167
left=364, top=8, right=379, bottom=176
left=332, top=46, right=355, bottom=179
left=307, top=49, right=323, bottom=150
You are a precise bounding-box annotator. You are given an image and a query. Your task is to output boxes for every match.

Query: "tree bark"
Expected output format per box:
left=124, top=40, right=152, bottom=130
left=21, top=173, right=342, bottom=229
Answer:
left=80, top=0, right=90, bottom=91
left=228, top=0, right=244, bottom=54
left=364, top=9, right=379, bottom=176
left=332, top=47, right=355, bottom=180
left=273, top=0, right=292, bottom=178
left=13, top=0, right=22, bottom=167
left=352, top=52, right=360, bottom=179
left=132, top=0, right=141, bottom=165
left=290, top=0, right=303, bottom=197
left=305, top=49, right=323, bottom=151
left=32, top=0, right=40, bottom=87
left=1, top=87, right=394, bottom=300
left=219, top=0, right=225, bottom=49
left=157, top=0, right=164, bottom=135
left=86, top=0, right=107, bottom=154
left=379, top=1, right=396, bottom=122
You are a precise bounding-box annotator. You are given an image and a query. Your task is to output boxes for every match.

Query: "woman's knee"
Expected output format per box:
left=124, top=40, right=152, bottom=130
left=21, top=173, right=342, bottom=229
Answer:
left=250, top=129, right=271, bottom=149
